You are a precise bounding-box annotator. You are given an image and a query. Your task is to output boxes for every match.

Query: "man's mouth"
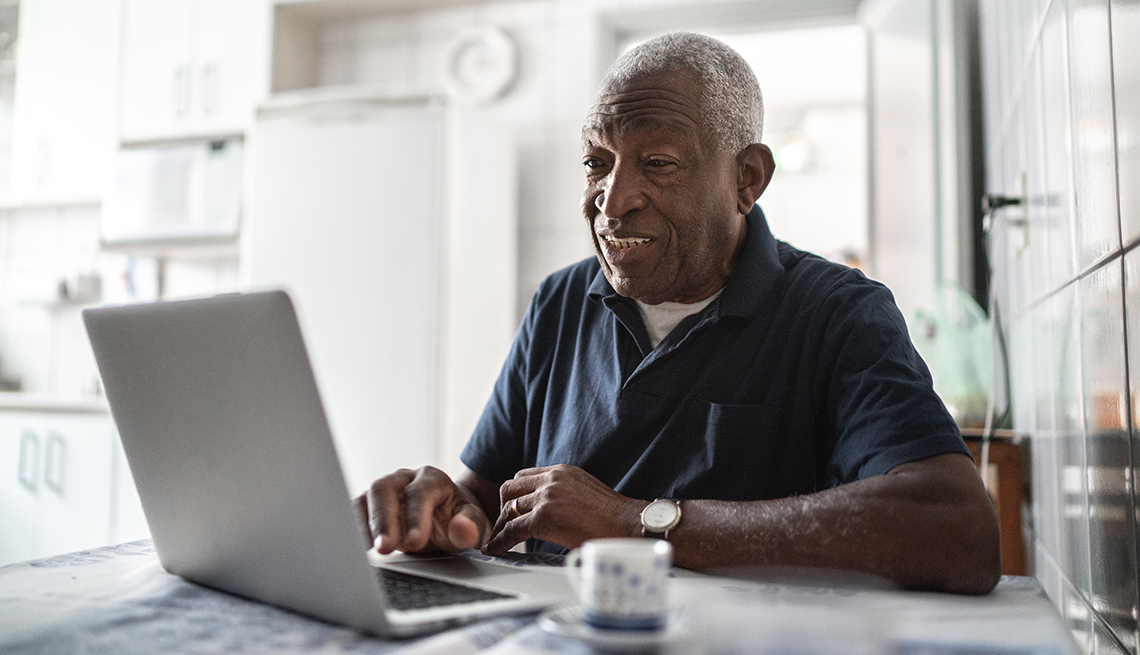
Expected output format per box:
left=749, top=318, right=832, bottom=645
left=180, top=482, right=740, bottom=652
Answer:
left=602, top=235, right=653, bottom=250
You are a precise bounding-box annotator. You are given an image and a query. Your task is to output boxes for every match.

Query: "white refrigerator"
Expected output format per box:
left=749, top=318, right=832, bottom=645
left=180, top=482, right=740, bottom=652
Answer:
left=247, top=94, right=446, bottom=493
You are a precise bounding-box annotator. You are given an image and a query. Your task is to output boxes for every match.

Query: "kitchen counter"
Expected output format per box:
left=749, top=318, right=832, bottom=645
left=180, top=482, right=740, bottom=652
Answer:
left=0, top=392, right=110, bottom=414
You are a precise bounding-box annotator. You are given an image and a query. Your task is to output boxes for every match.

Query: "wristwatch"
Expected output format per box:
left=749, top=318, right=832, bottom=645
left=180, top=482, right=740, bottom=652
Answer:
left=640, top=498, right=682, bottom=540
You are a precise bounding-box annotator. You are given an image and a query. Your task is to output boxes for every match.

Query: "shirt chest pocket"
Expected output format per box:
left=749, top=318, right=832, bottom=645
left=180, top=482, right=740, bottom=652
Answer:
left=688, top=399, right=779, bottom=430
left=684, top=399, right=782, bottom=474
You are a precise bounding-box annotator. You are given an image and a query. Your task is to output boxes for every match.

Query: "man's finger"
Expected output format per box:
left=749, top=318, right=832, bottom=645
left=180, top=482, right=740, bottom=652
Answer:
left=511, top=466, right=549, bottom=480
left=402, top=468, right=455, bottom=551
left=489, top=494, right=517, bottom=535
left=446, top=512, right=482, bottom=550
left=456, top=500, right=492, bottom=547
left=497, top=475, right=543, bottom=510
left=483, top=510, right=533, bottom=556
left=353, top=494, right=373, bottom=550
left=487, top=492, right=532, bottom=544
left=370, top=469, right=415, bottom=553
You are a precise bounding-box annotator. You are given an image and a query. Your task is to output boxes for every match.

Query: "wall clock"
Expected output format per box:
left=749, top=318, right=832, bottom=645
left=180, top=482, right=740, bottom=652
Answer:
left=443, top=25, right=518, bottom=104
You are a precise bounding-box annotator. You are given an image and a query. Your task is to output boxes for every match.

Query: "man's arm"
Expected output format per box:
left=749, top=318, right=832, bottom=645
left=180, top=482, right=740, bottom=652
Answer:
left=484, top=453, right=1001, bottom=594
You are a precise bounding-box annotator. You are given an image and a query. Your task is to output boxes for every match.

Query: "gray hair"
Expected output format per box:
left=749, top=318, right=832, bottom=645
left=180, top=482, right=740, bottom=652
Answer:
left=599, top=32, right=764, bottom=154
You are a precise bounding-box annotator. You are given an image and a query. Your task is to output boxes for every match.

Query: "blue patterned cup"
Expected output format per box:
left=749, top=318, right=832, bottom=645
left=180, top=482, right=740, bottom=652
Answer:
left=565, top=538, right=672, bottom=631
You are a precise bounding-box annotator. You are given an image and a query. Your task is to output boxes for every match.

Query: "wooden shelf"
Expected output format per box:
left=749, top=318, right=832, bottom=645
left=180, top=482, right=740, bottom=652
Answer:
left=959, top=427, right=1028, bottom=441
left=963, top=436, right=1028, bottom=576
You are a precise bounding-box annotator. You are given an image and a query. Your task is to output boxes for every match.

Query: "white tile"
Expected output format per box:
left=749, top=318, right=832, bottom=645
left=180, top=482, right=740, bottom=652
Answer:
left=1013, top=314, right=1037, bottom=432
left=49, top=323, right=99, bottom=397
left=1041, top=0, right=1076, bottom=289
left=8, top=207, right=59, bottom=251
left=1113, top=0, right=1140, bottom=245
left=3, top=332, right=51, bottom=393
left=163, top=259, right=239, bottom=300
left=318, top=27, right=356, bottom=87
left=56, top=206, right=100, bottom=252
left=356, top=42, right=414, bottom=88
left=1069, top=0, right=1121, bottom=269
left=6, top=258, right=59, bottom=305
left=409, top=30, right=447, bottom=92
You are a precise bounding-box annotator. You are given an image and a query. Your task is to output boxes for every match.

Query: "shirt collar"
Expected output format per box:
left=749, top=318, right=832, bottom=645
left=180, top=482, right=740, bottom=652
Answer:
left=587, top=204, right=783, bottom=321
left=717, top=204, right=784, bottom=319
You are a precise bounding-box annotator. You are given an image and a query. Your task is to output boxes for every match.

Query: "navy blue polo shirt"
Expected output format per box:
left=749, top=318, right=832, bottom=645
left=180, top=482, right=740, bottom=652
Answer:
left=462, top=206, right=967, bottom=548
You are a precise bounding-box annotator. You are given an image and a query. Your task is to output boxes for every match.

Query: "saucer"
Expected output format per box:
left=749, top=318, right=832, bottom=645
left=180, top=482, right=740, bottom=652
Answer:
left=537, top=605, right=688, bottom=651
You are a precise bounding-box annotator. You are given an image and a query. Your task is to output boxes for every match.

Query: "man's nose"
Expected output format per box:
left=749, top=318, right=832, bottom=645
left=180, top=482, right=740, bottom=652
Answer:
left=595, top=163, right=647, bottom=218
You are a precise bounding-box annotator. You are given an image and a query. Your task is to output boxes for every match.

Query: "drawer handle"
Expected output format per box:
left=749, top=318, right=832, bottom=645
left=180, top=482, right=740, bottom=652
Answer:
left=17, top=430, right=39, bottom=491
left=44, top=431, right=66, bottom=494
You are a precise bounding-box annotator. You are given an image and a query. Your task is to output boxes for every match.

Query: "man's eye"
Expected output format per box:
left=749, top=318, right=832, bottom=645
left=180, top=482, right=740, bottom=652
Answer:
left=645, top=159, right=673, bottom=168
left=583, top=159, right=604, bottom=169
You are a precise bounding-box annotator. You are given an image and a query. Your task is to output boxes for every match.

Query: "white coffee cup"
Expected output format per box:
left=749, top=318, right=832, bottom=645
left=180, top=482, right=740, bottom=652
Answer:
left=565, top=538, right=673, bottom=630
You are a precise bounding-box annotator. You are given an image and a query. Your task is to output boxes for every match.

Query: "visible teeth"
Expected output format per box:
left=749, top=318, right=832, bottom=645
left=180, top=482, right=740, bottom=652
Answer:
left=604, top=236, right=651, bottom=250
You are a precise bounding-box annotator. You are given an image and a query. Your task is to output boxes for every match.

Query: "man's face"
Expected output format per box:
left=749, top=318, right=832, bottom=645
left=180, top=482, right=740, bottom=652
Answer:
left=581, top=71, right=746, bottom=305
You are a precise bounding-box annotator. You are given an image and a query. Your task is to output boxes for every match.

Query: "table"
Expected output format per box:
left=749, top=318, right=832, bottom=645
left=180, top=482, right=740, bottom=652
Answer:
left=0, top=540, right=1079, bottom=654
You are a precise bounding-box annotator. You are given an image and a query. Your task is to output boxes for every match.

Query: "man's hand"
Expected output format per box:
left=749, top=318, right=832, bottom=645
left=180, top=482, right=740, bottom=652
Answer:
left=354, top=466, right=497, bottom=554
left=484, top=464, right=644, bottom=555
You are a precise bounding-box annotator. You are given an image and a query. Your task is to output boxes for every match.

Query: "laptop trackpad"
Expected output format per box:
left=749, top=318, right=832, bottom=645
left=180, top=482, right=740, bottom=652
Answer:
left=384, top=557, right=527, bottom=581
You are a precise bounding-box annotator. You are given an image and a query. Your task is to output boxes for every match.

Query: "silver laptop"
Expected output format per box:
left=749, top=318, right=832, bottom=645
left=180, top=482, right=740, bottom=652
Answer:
left=83, top=290, right=573, bottom=637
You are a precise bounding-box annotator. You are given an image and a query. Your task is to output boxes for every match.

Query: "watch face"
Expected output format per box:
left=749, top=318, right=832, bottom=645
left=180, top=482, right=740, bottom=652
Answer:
left=643, top=500, right=680, bottom=530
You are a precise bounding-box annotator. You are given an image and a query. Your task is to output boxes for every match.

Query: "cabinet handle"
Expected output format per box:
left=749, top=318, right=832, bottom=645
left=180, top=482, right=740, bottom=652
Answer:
left=44, top=431, right=66, bottom=495
left=17, top=429, right=39, bottom=491
left=201, top=62, right=219, bottom=116
left=173, top=65, right=191, bottom=118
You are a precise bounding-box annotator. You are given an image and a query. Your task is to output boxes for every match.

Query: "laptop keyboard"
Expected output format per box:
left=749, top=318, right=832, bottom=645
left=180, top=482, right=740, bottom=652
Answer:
left=375, top=568, right=516, bottom=611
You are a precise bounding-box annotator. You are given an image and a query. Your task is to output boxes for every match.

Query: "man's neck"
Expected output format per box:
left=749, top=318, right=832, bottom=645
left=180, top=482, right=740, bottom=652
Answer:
left=634, top=289, right=723, bottom=349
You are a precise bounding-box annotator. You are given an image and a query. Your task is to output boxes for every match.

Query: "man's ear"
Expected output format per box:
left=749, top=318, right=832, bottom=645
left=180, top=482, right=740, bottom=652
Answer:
left=735, top=143, right=775, bottom=215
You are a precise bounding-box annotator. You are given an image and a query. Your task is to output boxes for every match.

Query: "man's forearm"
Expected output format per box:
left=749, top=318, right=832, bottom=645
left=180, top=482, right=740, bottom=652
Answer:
left=662, top=454, right=1000, bottom=594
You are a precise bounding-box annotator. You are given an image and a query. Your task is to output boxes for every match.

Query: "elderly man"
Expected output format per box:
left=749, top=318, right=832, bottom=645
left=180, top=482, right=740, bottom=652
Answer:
left=357, top=32, right=1000, bottom=594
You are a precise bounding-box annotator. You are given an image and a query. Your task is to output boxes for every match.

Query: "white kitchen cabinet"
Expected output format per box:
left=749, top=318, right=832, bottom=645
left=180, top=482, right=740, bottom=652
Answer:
left=0, top=410, right=146, bottom=567
left=0, top=418, right=36, bottom=563
left=118, top=0, right=194, bottom=141
left=118, top=0, right=270, bottom=142
left=7, top=0, right=121, bottom=203
left=109, top=427, right=149, bottom=545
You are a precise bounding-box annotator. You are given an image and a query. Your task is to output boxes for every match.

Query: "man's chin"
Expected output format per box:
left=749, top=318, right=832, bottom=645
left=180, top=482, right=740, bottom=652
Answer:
left=600, top=265, right=674, bottom=304
left=608, top=278, right=665, bottom=304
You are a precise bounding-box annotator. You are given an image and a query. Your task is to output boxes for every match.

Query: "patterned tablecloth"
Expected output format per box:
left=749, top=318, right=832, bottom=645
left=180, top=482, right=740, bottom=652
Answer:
left=0, top=540, right=1080, bottom=655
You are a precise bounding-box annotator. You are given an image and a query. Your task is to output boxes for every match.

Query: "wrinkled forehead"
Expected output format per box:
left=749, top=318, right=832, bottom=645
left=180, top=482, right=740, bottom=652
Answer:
left=581, top=74, right=712, bottom=149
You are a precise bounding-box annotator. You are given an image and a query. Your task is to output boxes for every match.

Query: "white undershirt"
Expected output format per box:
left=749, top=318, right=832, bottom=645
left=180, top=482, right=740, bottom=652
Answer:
left=634, top=289, right=724, bottom=349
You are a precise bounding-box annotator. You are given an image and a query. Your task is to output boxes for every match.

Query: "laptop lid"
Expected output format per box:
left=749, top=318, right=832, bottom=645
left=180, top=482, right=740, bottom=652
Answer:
left=82, top=290, right=428, bottom=635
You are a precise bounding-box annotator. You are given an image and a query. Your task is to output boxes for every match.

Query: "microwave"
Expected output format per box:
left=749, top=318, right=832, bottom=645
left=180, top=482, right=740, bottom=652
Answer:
left=102, top=138, right=243, bottom=245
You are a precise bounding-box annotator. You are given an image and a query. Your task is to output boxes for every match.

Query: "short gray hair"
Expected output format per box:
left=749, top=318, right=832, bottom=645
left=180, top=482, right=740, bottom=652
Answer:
left=599, top=32, right=764, bottom=154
